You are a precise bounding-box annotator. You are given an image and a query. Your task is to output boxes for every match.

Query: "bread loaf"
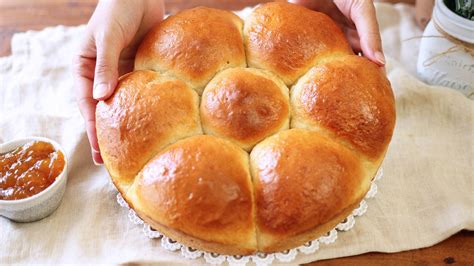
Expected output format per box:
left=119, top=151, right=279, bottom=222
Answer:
left=97, top=2, right=396, bottom=255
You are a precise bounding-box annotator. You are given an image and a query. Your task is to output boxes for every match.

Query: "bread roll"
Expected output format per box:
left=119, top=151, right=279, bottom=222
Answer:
left=135, top=7, right=246, bottom=95
left=290, top=55, right=396, bottom=162
left=250, top=129, right=368, bottom=252
left=200, top=67, right=290, bottom=151
left=244, top=2, right=353, bottom=85
left=126, top=135, right=256, bottom=255
left=96, top=70, right=202, bottom=193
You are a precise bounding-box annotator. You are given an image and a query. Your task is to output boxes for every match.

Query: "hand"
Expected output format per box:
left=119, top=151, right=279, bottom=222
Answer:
left=73, top=0, right=165, bottom=164
left=415, top=0, right=434, bottom=29
left=289, top=0, right=385, bottom=66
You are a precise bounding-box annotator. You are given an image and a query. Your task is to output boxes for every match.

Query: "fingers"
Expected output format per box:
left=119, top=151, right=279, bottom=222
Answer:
left=73, top=0, right=164, bottom=166
left=344, top=27, right=362, bottom=53
left=92, top=32, right=122, bottom=101
left=73, top=54, right=103, bottom=165
left=335, top=0, right=385, bottom=66
left=86, top=31, right=123, bottom=163
left=79, top=96, right=104, bottom=165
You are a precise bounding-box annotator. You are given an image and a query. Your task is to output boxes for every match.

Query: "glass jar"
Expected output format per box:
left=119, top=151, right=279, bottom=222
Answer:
left=417, top=0, right=474, bottom=99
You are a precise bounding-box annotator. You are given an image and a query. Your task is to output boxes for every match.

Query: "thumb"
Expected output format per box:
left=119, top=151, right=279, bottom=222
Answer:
left=335, top=0, right=385, bottom=66
left=93, top=34, right=122, bottom=100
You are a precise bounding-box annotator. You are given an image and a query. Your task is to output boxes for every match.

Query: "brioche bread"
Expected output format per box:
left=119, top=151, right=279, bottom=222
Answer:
left=97, top=2, right=396, bottom=255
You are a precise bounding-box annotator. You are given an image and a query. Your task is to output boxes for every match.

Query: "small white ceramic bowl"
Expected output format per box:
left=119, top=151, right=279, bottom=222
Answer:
left=0, top=136, right=68, bottom=222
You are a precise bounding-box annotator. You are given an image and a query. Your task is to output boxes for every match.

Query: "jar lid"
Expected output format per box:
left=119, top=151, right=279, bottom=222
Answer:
left=434, top=0, right=474, bottom=43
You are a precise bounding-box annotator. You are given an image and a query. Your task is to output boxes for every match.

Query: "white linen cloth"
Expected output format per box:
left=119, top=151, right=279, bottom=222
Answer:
left=0, top=3, right=472, bottom=264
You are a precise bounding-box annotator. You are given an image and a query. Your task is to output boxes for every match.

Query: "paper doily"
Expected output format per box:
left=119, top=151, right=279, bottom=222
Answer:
left=117, top=168, right=383, bottom=265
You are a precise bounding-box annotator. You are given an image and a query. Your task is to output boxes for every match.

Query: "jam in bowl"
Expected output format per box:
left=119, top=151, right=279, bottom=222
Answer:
left=0, top=137, right=68, bottom=222
left=1, top=141, right=65, bottom=200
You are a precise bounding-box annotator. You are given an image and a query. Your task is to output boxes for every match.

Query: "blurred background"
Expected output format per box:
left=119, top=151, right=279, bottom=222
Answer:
left=0, top=0, right=422, bottom=57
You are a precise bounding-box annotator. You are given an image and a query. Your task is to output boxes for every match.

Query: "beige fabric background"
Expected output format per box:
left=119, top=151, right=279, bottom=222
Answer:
left=0, top=3, right=473, bottom=264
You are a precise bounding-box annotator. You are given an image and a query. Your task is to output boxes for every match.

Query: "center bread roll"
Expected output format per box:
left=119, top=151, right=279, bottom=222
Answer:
left=200, top=67, right=290, bottom=151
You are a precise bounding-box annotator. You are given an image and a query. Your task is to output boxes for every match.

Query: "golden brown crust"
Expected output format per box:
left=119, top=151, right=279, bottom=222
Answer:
left=96, top=70, right=202, bottom=192
left=200, top=68, right=290, bottom=151
left=135, top=7, right=246, bottom=94
left=128, top=135, right=257, bottom=252
left=244, top=2, right=353, bottom=85
left=258, top=197, right=364, bottom=253
left=127, top=193, right=257, bottom=255
left=250, top=129, right=370, bottom=251
left=291, top=55, right=396, bottom=160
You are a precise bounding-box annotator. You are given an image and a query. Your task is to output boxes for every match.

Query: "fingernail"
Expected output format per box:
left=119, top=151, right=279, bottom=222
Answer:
left=420, top=18, right=429, bottom=28
left=374, top=51, right=386, bottom=66
left=92, top=151, right=103, bottom=165
left=93, top=83, right=108, bottom=100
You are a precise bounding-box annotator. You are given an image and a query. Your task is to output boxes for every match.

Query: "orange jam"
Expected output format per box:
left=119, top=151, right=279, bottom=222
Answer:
left=0, top=141, right=65, bottom=200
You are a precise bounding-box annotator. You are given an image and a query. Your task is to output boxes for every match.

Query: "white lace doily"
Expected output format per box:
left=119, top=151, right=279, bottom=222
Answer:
left=117, top=168, right=383, bottom=265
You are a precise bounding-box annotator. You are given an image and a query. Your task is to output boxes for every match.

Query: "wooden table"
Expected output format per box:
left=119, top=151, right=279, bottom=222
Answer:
left=0, top=0, right=472, bottom=264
